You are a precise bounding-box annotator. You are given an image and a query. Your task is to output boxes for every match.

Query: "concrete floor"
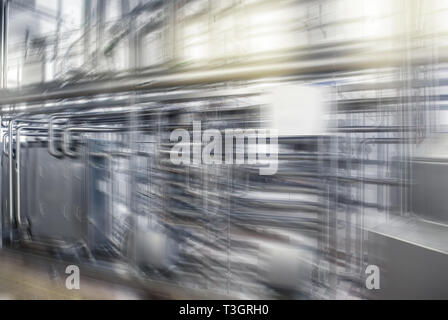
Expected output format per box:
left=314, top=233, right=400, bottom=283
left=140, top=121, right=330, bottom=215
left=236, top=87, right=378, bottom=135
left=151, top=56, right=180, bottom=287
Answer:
left=0, top=249, right=229, bottom=300
left=0, top=250, right=147, bottom=299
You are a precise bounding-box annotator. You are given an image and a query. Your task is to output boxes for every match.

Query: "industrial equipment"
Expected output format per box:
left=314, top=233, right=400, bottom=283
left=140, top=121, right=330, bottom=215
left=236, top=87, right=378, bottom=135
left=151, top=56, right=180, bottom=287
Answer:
left=0, top=0, right=447, bottom=300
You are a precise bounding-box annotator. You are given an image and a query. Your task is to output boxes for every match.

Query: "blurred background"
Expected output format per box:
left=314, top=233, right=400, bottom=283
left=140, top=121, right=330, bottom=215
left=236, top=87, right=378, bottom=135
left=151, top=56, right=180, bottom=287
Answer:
left=0, top=0, right=448, bottom=299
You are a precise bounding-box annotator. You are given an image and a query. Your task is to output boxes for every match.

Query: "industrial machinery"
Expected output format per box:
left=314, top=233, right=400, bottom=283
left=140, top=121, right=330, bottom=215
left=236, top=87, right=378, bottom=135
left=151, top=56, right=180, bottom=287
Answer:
left=0, top=0, right=447, bottom=299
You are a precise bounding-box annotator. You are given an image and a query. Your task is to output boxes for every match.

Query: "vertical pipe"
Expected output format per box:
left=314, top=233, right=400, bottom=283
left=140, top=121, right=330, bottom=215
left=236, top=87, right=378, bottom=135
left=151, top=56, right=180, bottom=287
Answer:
left=8, top=119, right=12, bottom=241
left=97, top=0, right=106, bottom=69
left=53, top=0, right=62, bottom=61
left=0, top=0, right=4, bottom=247
left=0, top=0, right=4, bottom=89
left=83, top=0, right=91, bottom=67
left=1, top=0, right=7, bottom=88
left=0, top=115, right=2, bottom=248
left=16, top=126, right=22, bottom=229
left=0, top=0, right=7, bottom=89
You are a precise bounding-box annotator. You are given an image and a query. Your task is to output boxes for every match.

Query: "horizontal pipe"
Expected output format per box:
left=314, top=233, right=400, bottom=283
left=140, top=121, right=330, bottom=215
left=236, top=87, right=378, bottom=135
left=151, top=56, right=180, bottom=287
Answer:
left=0, top=48, right=447, bottom=108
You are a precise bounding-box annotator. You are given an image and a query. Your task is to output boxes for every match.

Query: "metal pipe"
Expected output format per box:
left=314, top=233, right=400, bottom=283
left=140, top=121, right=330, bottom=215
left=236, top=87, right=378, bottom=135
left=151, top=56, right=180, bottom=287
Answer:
left=0, top=85, right=261, bottom=116
left=0, top=114, right=3, bottom=248
left=2, top=131, right=7, bottom=156
left=48, top=115, right=68, bottom=158
left=7, top=117, right=49, bottom=240
left=1, top=49, right=447, bottom=107
left=0, top=0, right=8, bottom=89
left=63, top=126, right=123, bottom=157
left=8, top=118, right=13, bottom=240
left=2, top=0, right=6, bottom=88
left=0, top=0, right=4, bottom=89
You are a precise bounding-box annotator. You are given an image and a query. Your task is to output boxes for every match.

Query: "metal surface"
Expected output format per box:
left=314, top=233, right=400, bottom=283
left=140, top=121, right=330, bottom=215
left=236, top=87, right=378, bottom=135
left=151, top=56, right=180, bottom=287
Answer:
left=367, top=217, right=448, bottom=299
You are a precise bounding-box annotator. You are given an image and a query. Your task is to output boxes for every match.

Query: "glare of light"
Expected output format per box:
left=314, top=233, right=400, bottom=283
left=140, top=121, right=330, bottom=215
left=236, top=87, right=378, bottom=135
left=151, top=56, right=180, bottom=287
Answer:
left=184, top=43, right=208, bottom=61
left=336, top=0, right=394, bottom=39
left=362, top=0, right=393, bottom=38
left=250, top=33, right=288, bottom=53
left=183, top=22, right=209, bottom=61
left=212, top=16, right=243, bottom=58
left=181, top=5, right=302, bottom=60
left=250, top=10, right=282, bottom=27
left=184, top=22, right=206, bottom=39
left=431, top=0, right=448, bottom=32
left=248, top=9, right=292, bottom=53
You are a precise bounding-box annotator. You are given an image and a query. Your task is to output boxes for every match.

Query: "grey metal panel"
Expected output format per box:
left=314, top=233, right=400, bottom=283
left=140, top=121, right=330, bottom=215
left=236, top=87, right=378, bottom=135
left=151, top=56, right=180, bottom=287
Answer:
left=367, top=217, right=448, bottom=299
left=86, top=140, right=111, bottom=252
left=412, top=161, right=448, bottom=223
left=20, top=143, right=87, bottom=243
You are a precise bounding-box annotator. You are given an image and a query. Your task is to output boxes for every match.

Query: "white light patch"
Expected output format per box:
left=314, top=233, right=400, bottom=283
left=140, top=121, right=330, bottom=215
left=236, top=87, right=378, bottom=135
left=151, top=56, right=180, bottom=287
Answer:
left=267, top=85, right=329, bottom=136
